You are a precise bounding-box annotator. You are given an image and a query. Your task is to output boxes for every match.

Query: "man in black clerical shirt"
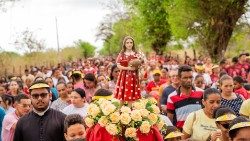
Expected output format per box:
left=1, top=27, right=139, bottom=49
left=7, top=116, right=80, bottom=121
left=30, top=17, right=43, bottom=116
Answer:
left=14, top=80, right=66, bottom=141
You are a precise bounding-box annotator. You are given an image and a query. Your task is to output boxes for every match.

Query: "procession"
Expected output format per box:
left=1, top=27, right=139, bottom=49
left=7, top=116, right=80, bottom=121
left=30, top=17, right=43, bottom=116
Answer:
left=0, top=0, right=250, bottom=141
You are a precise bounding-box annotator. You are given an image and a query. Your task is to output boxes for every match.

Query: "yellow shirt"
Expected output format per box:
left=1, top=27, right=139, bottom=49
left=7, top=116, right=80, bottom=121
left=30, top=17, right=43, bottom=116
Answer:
left=183, top=109, right=218, bottom=141
left=240, top=99, right=250, bottom=118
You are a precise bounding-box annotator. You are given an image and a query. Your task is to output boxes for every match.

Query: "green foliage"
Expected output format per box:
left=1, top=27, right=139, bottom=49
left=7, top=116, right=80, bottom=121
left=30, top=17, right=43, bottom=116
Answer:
left=164, top=0, right=200, bottom=39
left=125, top=0, right=172, bottom=54
left=165, top=0, right=248, bottom=61
left=100, top=0, right=171, bottom=55
left=75, top=40, right=96, bottom=58
left=227, top=25, right=250, bottom=57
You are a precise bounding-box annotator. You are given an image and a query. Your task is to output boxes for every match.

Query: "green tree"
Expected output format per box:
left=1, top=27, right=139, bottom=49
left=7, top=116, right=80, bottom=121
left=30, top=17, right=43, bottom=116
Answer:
left=124, top=0, right=171, bottom=54
left=166, top=0, right=248, bottom=61
left=75, top=40, right=96, bottom=58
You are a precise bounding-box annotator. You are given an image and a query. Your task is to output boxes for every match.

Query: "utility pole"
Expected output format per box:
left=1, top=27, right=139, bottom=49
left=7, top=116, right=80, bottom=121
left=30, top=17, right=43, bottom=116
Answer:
left=55, top=17, right=60, bottom=53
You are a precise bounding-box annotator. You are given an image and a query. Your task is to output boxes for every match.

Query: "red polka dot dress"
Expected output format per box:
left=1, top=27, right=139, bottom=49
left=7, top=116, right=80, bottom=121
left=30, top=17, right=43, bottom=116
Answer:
left=114, top=52, right=141, bottom=101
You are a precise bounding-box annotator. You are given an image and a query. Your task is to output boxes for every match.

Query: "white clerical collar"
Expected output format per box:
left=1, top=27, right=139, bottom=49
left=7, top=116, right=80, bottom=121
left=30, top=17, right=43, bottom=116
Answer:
left=33, top=105, right=50, bottom=116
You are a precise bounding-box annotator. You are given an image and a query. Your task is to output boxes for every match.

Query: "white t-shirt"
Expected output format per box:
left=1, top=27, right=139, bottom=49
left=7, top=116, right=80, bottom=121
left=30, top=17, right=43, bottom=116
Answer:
left=183, top=109, right=218, bottom=141
left=62, top=103, right=89, bottom=117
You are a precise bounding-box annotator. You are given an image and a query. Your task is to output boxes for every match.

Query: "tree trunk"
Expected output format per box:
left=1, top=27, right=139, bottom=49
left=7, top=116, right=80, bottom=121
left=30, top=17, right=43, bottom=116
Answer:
left=204, top=21, right=233, bottom=62
left=200, top=0, right=248, bottom=62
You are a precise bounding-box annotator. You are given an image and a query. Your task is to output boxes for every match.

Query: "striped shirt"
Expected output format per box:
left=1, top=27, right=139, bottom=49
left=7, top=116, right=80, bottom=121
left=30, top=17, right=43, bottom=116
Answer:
left=221, top=94, right=243, bottom=116
left=167, top=89, right=203, bottom=129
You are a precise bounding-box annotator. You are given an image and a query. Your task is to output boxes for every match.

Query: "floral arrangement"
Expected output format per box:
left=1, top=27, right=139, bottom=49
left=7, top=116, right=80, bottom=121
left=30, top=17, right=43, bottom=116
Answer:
left=122, top=98, right=164, bottom=141
left=85, top=97, right=164, bottom=141
left=85, top=98, right=122, bottom=136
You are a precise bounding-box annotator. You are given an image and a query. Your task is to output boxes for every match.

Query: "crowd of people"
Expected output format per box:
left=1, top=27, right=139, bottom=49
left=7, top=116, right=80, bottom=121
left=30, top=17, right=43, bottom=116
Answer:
left=0, top=36, right=249, bottom=141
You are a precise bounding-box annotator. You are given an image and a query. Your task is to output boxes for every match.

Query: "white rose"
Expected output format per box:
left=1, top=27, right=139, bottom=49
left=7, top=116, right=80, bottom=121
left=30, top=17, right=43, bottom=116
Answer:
left=120, top=113, right=131, bottom=125
left=105, top=124, right=119, bottom=135
left=97, top=98, right=106, bottom=105
left=87, top=103, right=100, bottom=117
left=141, top=99, right=149, bottom=105
left=148, top=113, right=158, bottom=125
left=102, top=104, right=116, bottom=115
left=120, top=106, right=131, bottom=113
left=125, top=127, right=137, bottom=138
left=140, top=121, right=151, bottom=133
left=98, top=116, right=108, bottom=127
left=100, top=100, right=112, bottom=109
left=131, top=110, right=142, bottom=121
left=140, top=109, right=150, bottom=117
left=85, top=117, right=94, bottom=127
left=151, top=105, right=160, bottom=114
left=110, top=112, right=120, bottom=123
left=132, top=102, right=145, bottom=110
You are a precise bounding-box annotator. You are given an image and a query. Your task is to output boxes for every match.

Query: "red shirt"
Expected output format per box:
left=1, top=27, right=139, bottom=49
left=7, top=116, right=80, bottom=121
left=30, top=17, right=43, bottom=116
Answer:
left=83, top=67, right=96, bottom=74
left=167, top=90, right=203, bottom=128
left=228, top=63, right=250, bottom=80
left=235, top=87, right=249, bottom=99
left=210, top=73, right=219, bottom=83
left=146, top=80, right=166, bottom=92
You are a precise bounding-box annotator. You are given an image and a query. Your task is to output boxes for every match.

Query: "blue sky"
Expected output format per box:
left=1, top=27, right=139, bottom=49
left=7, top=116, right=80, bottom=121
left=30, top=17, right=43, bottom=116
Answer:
left=0, top=0, right=110, bottom=53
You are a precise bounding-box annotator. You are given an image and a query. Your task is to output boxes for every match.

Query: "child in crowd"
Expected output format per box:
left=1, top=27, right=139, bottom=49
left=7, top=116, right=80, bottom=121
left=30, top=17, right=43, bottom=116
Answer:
left=229, top=116, right=250, bottom=141
left=162, top=126, right=183, bottom=141
left=64, top=114, right=86, bottom=141
left=209, top=106, right=236, bottom=141
left=233, top=76, right=249, bottom=99
left=62, top=88, right=89, bottom=118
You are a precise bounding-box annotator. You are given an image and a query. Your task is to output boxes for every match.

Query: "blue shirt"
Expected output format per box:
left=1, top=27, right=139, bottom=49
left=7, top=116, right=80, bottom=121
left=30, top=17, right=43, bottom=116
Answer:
left=51, top=87, right=59, bottom=101
left=160, top=85, right=176, bottom=105
left=0, top=107, right=6, bottom=141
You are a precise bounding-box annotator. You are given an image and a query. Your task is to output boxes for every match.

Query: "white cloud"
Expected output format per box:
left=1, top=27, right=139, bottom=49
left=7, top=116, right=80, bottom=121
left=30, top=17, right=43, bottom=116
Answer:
left=0, top=0, right=108, bottom=53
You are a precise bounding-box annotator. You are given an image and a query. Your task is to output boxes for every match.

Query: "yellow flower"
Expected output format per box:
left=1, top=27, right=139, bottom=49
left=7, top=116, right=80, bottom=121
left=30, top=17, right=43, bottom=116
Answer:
left=110, top=112, right=120, bottom=123
left=125, top=127, right=137, bottom=138
left=102, top=104, right=116, bottom=116
left=140, top=121, right=151, bottom=134
left=120, top=106, right=131, bottom=113
left=131, top=110, right=142, bottom=121
left=100, top=100, right=112, bottom=110
left=87, top=103, right=100, bottom=118
left=85, top=117, right=94, bottom=127
left=141, top=99, right=149, bottom=105
left=151, top=105, right=160, bottom=114
left=148, top=113, right=158, bottom=125
left=132, top=102, right=145, bottom=110
left=105, top=124, right=119, bottom=135
left=157, top=119, right=165, bottom=130
left=98, top=116, right=108, bottom=127
left=120, top=113, right=131, bottom=125
left=139, top=109, right=150, bottom=118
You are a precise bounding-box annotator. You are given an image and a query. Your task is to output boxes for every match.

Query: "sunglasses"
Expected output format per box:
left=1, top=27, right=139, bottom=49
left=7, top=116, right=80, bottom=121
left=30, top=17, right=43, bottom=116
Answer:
left=220, top=123, right=230, bottom=129
left=31, top=93, right=49, bottom=99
